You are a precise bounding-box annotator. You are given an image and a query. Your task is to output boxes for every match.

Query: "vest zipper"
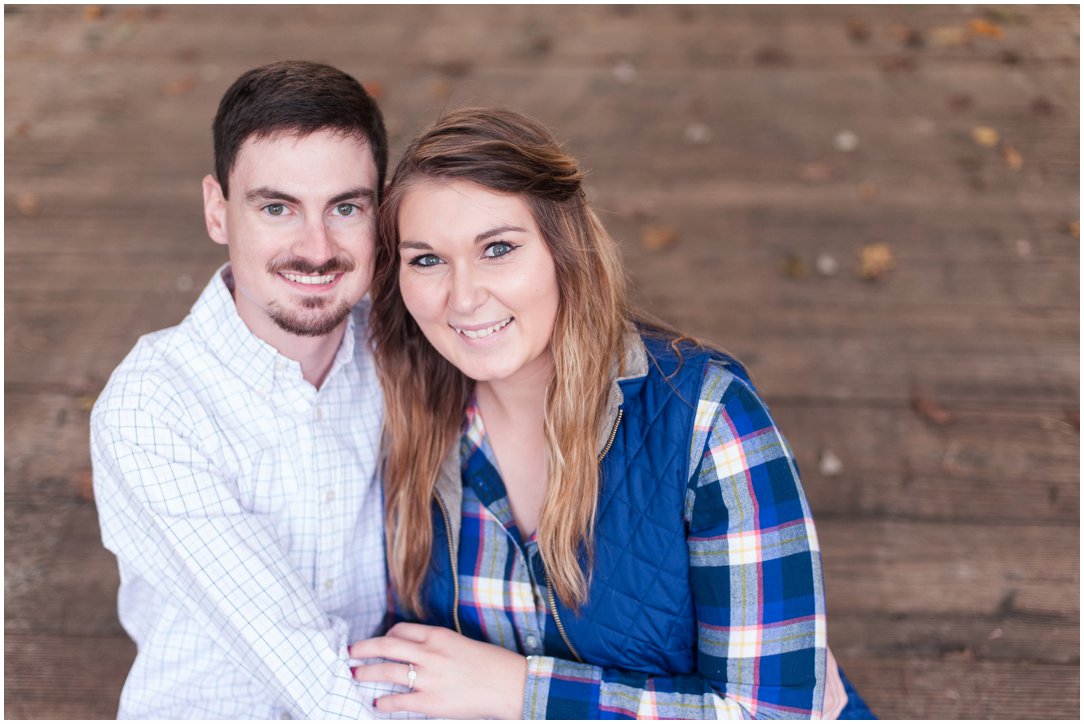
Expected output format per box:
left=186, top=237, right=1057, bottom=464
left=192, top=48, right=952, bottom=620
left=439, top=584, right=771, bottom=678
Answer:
left=544, top=408, right=623, bottom=665
left=433, top=493, right=463, bottom=635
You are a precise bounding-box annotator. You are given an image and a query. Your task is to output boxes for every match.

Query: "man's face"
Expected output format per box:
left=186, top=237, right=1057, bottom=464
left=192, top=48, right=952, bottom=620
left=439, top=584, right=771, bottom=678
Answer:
left=202, top=129, right=379, bottom=348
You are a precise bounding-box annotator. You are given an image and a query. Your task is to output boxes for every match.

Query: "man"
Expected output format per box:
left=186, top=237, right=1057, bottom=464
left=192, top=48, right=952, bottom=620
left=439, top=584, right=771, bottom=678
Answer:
left=91, top=61, right=395, bottom=718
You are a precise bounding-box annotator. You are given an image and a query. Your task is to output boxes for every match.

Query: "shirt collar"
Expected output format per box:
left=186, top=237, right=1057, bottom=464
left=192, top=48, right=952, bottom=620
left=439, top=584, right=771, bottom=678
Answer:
left=188, top=264, right=357, bottom=396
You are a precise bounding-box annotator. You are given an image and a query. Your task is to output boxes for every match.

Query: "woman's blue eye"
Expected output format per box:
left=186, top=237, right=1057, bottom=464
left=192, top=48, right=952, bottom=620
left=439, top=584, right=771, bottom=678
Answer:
left=265, top=203, right=286, bottom=216
left=409, top=254, right=442, bottom=267
left=484, top=241, right=516, bottom=258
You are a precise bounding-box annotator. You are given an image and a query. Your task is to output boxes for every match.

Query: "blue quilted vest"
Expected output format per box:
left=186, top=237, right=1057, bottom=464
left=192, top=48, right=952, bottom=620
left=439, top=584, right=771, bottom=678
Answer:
left=418, top=335, right=746, bottom=676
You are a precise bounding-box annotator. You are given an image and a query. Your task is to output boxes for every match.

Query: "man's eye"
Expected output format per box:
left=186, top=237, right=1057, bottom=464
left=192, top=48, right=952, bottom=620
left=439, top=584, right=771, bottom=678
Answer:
left=335, top=203, right=358, bottom=216
left=408, top=254, right=442, bottom=268
left=264, top=203, right=286, bottom=216
left=483, top=241, right=517, bottom=258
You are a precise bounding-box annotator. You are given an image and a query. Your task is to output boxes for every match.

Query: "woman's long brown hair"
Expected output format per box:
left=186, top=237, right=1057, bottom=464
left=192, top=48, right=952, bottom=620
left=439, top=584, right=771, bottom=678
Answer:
left=370, top=108, right=630, bottom=615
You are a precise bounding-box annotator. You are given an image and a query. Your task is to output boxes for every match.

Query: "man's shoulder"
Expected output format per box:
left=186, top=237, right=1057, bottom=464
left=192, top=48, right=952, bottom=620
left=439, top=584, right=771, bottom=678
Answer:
left=92, top=312, right=219, bottom=423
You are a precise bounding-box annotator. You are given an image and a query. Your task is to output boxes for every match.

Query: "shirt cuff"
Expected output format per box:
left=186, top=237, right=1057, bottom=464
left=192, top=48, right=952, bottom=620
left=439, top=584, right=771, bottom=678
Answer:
left=522, top=655, right=602, bottom=719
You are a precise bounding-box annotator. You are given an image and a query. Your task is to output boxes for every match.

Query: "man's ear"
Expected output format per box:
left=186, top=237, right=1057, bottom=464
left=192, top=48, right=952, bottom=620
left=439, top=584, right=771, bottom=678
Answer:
left=202, top=174, right=229, bottom=247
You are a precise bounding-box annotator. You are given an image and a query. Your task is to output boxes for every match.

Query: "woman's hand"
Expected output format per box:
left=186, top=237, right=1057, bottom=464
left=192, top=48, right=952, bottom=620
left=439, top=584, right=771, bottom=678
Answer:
left=349, top=622, right=528, bottom=719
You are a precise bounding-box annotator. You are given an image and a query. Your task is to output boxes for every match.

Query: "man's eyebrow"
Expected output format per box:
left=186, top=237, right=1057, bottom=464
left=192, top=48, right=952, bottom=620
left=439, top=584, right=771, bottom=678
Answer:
left=328, top=187, right=375, bottom=206
left=244, top=187, right=301, bottom=205
left=243, top=187, right=375, bottom=206
left=474, top=225, right=526, bottom=243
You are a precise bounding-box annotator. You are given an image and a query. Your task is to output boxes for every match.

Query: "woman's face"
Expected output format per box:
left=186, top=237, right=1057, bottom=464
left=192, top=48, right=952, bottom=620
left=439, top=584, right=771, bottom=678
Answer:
left=397, top=178, right=560, bottom=388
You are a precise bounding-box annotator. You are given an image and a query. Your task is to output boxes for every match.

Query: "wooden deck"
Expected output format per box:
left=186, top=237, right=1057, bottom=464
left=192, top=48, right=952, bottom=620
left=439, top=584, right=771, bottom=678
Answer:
left=5, top=4, right=1079, bottom=719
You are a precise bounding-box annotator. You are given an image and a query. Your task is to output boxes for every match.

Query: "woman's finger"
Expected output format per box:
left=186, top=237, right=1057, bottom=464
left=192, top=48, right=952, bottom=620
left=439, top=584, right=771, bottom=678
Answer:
left=374, top=692, right=429, bottom=715
left=384, top=621, right=440, bottom=642
left=348, top=635, right=421, bottom=662
left=351, top=661, right=414, bottom=688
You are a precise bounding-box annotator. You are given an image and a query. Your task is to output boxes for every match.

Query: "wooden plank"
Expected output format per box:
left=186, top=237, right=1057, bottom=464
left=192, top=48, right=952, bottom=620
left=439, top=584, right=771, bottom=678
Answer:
left=819, top=520, right=1078, bottom=618
left=829, top=611, right=1079, bottom=666
left=5, top=633, right=133, bottom=720
left=4, top=499, right=124, bottom=638
left=838, top=656, right=1079, bottom=719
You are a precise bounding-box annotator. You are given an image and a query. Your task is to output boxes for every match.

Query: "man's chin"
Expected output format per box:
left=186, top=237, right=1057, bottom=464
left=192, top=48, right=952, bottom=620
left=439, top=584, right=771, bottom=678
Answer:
left=269, top=302, right=352, bottom=338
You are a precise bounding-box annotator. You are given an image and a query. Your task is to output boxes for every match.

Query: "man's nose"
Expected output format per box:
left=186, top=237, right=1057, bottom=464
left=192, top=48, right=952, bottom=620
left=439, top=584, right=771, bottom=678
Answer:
left=293, top=215, right=335, bottom=262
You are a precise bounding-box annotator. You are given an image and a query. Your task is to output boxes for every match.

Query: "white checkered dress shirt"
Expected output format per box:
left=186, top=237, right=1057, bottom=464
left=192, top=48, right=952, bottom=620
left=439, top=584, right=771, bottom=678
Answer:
left=92, top=266, right=398, bottom=719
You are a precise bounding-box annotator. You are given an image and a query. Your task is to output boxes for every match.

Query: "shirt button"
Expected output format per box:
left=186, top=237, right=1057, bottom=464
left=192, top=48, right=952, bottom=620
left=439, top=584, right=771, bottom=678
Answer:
left=323, top=578, right=334, bottom=590
left=525, top=634, right=539, bottom=651
left=325, top=490, right=335, bottom=503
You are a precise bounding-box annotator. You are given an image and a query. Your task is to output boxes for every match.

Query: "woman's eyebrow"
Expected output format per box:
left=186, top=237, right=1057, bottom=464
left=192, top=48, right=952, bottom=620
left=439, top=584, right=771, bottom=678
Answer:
left=475, top=225, right=526, bottom=243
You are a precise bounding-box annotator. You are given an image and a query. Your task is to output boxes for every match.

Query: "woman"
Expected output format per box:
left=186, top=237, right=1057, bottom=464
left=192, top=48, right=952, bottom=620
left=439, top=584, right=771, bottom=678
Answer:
left=350, top=108, right=872, bottom=719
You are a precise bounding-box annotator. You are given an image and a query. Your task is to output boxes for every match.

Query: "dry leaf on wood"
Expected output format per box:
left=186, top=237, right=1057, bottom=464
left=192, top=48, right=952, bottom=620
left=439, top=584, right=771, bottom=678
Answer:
left=781, top=254, right=809, bottom=279
left=931, top=26, right=969, bottom=47
left=800, top=163, right=834, bottom=182
left=846, top=19, right=870, bottom=44
left=971, top=126, right=999, bottom=147
left=16, top=192, right=39, bottom=216
left=912, top=389, right=953, bottom=425
left=163, top=76, right=196, bottom=98
left=969, top=18, right=1005, bottom=39
left=857, top=243, right=894, bottom=280
left=857, top=181, right=878, bottom=200
left=362, top=81, right=385, bottom=100
left=75, top=470, right=95, bottom=503
left=1061, top=221, right=1080, bottom=238
left=83, top=5, right=104, bottom=21
left=642, top=224, right=678, bottom=252
left=1001, top=144, right=1023, bottom=171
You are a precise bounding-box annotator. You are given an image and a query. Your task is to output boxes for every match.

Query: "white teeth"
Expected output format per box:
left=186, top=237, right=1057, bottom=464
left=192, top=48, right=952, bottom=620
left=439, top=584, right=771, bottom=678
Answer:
left=455, top=318, right=512, bottom=339
left=282, top=272, right=336, bottom=285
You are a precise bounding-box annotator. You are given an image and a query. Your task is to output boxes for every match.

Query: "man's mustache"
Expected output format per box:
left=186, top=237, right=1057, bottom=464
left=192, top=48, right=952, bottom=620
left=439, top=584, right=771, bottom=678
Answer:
left=267, top=257, right=356, bottom=276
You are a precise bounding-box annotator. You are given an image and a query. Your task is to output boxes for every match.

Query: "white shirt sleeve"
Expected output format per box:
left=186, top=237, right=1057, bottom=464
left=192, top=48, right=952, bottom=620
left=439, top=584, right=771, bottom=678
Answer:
left=92, top=402, right=397, bottom=719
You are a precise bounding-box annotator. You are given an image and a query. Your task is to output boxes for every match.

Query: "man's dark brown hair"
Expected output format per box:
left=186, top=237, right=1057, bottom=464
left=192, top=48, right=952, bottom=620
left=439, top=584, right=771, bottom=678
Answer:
left=212, top=60, right=388, bottom=199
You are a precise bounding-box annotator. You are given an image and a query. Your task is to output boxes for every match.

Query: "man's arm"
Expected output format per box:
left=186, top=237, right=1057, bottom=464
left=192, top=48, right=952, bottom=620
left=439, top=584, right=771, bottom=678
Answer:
left=92, top=395, right=394, bottom=719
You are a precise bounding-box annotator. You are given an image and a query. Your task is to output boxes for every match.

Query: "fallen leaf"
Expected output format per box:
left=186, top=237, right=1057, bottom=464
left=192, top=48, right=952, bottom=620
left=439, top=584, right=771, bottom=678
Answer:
left=433, top=59, right=473, bottom=78
left=429, top=78, right=452, bottom=99
left=845, top=19, right=870, bottom=44
left=76, top=394, right=98, bottom=411
left=1030, top=97, right=1055, bottom=116
left=930, top=26, right=969, bottom=47
left=818, top=449, right=844, bottom=477
left=642, top=224, right=678, bottom=252
left=998, top=49, right=1022, bottom=65
left=163, top=76, right=196, bottom=98
left=781, top=254, right=809, bottom=279
left=683, top=122, right=711, bottom=145
left=754, top=46, right=792, bottom=66
left=612, top=60, right=637, bottom=84
left=893, top=25, right=925, bottom=48
left=1061, top=221, right=1080, bottom=238
left=362, top=80, right=385, bottom=100
left=881, top=55, right=918, bottom=73
left=75, top=470, right=95, bottom=503
left=83, top=5, right=103, bottom=21
left=947, top=93, right=973, bottom=112
left=815, top=253, right=838, bottom=276
left=971, top=125, right=999, bottom=147
left=858, top=243, right=894, bottom=280
left=857, top=181, right=878, bottom=200
left=969, top=18, right=1004, bottom=39
left=799, top=163, right=834, bottom=182
left=16, top=192, right=39, bottom=216
left=1001, top=144, right=1023, bottom=171
left=13, top=120, right=31, bottom=137
left=912, top=389, right=953, bottom=425
left=834, top=129, right=859, bottom=152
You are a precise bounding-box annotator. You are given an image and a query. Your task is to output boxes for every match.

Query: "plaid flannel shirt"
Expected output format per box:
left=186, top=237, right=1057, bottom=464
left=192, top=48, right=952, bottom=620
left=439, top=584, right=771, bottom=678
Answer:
left=453, top=359, right=825, bottom=719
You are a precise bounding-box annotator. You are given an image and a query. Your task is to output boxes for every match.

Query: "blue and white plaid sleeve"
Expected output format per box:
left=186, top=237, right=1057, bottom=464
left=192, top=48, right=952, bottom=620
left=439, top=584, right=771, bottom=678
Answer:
left=524, top=360, right=826, bottom=719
